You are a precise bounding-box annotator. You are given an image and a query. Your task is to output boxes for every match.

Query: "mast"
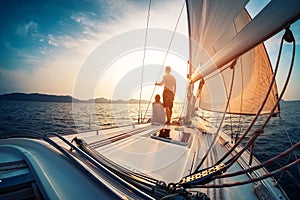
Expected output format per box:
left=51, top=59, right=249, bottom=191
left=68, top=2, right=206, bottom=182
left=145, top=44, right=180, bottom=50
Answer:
left=184, top=0, right=193, bottom=124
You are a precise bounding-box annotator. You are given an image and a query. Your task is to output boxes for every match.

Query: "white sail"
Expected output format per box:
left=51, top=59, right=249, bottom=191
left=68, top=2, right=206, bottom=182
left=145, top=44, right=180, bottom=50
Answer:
left=185, top=0, right=298, bottom=114
left=186, top=0, right=249, bottom=67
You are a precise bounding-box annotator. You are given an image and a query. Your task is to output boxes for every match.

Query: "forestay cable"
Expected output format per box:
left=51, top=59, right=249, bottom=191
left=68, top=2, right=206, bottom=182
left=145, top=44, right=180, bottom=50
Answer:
left=138, top=0, right=152, bottom=123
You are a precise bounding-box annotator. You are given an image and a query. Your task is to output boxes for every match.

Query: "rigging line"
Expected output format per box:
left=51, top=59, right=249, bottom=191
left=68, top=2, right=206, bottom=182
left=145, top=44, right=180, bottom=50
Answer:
left=178, top=82, right=188, bottom=121
left=233, top=10, right=244, bottom=144
left=77, top=131, right=158, bottom=182
left=279, top=116, right=300, bottom=174
left=253, top=142, right=287, bottom=184
left=220, top=62, right=235, bottom=138
left=40, top=132, right=154, bottom=199
left=274, top=160, right=285, bottom=185
left=215, top=141, right=300, bottom=179
left=223, top=27, right=296, bottom=170
left=71, top=137, right=160, bottom=190
left=229, top=113, right=234, bottom=141
left=215, top=34, right=285, bottom=165
left=203, top=63, right=230, bottom=82
left=83, top=141, right=158, bottom=184
left=202, top=56, right=238, bottom=83
left=221, top=62, right=235, bottom=141
left=193, top=62, right=236, bottom=173
left=271, top=158, right=299, bottom=188
left=179, top=61, right=191, bottom=118
left=284, top=170, right=300, bottom=189
left=2, top=131, right=155, bottom=194
left=259, top=35, right=295, bottom=131
left=138, top=0, right=152, bottom=123
left=224, top=128, right=263, bottom=169
left=235, top=114, right=243, bottom=144
left=247, top=27, right=297, bottom=172
left=235, top=58, right=245, bottom=143
left=188, top=158, right=300, bottom=188
left=141, top=0, right=186, bottom=123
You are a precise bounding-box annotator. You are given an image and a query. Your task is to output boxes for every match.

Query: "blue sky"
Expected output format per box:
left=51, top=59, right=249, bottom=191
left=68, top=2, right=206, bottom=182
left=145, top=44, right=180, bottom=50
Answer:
left=0, top=0, right=299, bottom=100
left=1, top=0, right=106, bottom=69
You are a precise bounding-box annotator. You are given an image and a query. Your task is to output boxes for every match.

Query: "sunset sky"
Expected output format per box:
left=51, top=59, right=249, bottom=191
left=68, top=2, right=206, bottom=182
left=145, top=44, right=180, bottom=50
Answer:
left=0, top=0, right=299, bottom=101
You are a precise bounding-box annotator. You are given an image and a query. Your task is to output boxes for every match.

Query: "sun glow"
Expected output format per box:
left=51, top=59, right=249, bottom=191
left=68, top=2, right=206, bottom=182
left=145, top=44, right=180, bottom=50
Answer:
left=94, top=49, right=189, bottom=102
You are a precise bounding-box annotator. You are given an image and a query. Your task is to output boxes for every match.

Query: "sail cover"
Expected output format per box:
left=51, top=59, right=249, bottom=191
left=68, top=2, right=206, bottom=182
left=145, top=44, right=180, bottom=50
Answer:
left=186, top=0, right=279, bottom=115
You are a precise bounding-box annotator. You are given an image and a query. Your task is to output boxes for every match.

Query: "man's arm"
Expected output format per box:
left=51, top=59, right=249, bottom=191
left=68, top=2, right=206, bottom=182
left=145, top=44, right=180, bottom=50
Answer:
left=155, top=76, right=164, bottom=86
left=174, top=81, right=176, bottom=94
left=155, top=81, right=163, bottom=86
left=173, top=77, right=176, bottom=94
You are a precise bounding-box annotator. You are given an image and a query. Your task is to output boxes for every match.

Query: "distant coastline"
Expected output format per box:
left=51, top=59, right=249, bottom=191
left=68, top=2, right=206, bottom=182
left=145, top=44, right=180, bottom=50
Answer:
left=0, top=93, right=298, bottom=104
left=0, top=92, right=150, bottom=104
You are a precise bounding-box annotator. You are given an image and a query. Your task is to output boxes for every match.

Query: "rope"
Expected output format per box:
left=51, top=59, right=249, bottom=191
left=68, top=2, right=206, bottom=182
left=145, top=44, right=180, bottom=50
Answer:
left=205, top=29, right=296, bottom=185
left=215, top=31, right=285, bottom=165
left=248, top=28, right=296, bottom=166
left=138, top=0, right=152, bottom=123
left=236, top=56, right=245, bottom=144
left=141, top=0, right=186, bottom=123
left=233, top=13, right=244, bottom=145
left=224, top=129, right=264, bottom=169
left=179, top=62, right=190, bottom=118
left=181, top=28, right=297, bottom=188
left=223, top=28, right=295, bottom=171
left=194, top=62, right=236, bottom=172
left=259, top=33, right=295, bottom=131
left=216, top=141, right=300, bottom=179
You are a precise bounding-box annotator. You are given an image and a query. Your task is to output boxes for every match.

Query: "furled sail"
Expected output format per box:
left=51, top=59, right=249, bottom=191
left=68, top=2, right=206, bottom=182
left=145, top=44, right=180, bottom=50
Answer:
left=186, top=0, right=280, bottom=115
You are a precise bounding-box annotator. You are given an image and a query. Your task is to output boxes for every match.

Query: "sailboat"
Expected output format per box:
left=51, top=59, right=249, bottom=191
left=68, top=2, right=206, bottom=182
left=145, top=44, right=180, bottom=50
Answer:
left=1, top=0, right=300, bottom=199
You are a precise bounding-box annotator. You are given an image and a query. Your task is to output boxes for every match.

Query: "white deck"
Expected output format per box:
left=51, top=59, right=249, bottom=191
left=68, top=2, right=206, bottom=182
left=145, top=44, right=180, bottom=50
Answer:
left=56, top=121, right=286, bottom=200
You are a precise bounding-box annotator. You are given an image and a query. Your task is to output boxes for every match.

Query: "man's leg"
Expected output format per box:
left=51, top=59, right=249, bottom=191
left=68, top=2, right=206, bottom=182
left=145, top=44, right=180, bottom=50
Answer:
left=166, top=107, right=171, bottom=124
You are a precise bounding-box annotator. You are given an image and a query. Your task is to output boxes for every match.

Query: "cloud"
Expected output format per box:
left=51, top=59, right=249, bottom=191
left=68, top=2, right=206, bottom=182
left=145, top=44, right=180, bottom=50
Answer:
left=47, top=34, right=59, bottom=47
left=0, top=52, right=80, bottom=95
left=15, top=20, right=38, bottom=36
left=1, top=0, right=188, bottom=99
left=71, top=12, right=97, bottom=26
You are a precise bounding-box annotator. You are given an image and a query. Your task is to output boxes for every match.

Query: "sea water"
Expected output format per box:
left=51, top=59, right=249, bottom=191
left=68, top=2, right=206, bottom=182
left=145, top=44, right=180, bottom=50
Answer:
left=0, top=100, right=299, bottom=199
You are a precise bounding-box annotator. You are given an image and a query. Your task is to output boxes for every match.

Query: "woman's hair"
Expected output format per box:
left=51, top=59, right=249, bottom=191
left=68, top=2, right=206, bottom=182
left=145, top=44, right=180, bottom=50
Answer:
left=155, top=94, right=160, bottom=101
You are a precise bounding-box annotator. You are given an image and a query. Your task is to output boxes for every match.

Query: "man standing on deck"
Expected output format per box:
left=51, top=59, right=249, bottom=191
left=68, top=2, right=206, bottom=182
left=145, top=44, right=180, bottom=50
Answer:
left=155, top=66, right=176, bottom=124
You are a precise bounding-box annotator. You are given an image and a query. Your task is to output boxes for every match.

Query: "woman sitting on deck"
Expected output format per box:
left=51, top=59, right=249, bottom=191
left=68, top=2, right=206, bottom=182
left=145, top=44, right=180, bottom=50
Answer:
left=151, top=94, right=165, bottom=125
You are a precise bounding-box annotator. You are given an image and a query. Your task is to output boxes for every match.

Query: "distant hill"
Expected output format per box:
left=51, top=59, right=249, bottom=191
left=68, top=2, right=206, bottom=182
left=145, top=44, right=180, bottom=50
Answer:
left=95, top=97, right=111, bottom=103
left=0, top=92, right=151, bottom=104
left=0, top=93, right=78, bottom=103
left=128, top=99, right=150, bottom=104
left=88, top=97, right=150, bottom=104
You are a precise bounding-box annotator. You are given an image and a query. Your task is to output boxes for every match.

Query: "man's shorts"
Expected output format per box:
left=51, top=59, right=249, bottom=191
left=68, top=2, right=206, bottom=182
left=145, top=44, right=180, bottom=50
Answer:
left=163, top=88, right=174, bottom=109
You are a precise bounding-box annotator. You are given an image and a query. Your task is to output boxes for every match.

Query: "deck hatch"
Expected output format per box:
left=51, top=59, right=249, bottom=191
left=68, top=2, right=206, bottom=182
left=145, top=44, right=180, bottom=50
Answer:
left=151, top=128, right=192, bottom=146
